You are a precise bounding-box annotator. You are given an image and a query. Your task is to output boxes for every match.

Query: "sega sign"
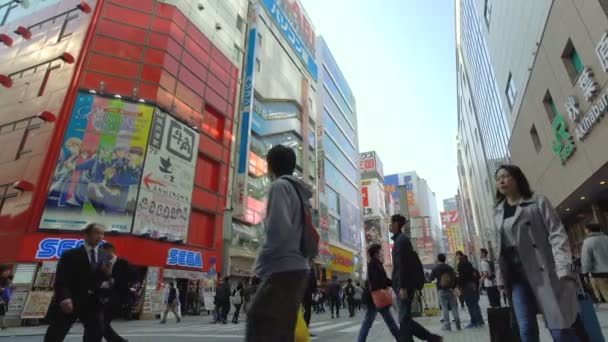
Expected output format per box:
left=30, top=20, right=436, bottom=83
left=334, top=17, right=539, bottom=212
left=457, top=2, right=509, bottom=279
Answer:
left=36, top=238, right=86, bottom=259
left=166, top=248, right=203, bottom=269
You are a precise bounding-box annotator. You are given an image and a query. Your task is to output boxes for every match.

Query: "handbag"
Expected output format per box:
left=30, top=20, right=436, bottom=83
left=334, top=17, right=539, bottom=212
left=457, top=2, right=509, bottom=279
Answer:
left=294, top=306, right=311, bottom=342
left=370, top=287, right=393, bottom=309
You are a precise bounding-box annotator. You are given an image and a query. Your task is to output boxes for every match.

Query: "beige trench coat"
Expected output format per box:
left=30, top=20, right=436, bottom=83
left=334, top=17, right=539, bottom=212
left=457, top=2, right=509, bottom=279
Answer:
left=495, top=194, right=578, bottom=330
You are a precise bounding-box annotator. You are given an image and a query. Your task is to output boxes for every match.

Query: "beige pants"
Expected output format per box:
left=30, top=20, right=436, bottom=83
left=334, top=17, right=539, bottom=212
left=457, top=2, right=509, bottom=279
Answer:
left=161, top=303, right=181, bottom=322
left=591, top=277, right=608, bottom=302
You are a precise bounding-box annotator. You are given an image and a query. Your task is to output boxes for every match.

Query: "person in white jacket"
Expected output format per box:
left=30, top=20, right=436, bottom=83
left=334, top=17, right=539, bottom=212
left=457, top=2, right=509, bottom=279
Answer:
left=160, top=282, right=181, bottom=323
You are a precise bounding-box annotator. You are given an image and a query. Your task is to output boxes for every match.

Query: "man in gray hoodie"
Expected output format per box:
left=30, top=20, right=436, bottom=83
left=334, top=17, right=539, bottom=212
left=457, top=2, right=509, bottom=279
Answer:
left=581, top=223, right=608, bottom=302
left=245, top=144, right=311, bottom=342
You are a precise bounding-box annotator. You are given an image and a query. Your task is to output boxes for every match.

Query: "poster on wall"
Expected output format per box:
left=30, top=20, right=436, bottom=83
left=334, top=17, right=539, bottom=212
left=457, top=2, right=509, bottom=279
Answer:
left=21, top=291, right=54, bottom=319
left=339, top=199, right=362, bottom=249
left=41, top=93, right=154, bottom=231
left=34, top=261, right=58, bottom=288
left=364, top=219, right=382, bottom=245
left=132, top=109, right=198, bottom=241
left=6, top=291, right=27, bottom=317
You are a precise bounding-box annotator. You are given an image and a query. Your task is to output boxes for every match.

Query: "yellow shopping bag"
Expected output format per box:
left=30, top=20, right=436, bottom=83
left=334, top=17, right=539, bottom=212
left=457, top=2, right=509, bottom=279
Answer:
left=294, top=307, right=310, bottom=342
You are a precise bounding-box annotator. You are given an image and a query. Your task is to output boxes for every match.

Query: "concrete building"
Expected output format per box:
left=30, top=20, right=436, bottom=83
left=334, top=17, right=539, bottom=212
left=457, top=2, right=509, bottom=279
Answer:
left=508, top=0, right=608, bottom=254
left=229, top=0, right=320, bottom=280
left=455, top=0, right=511, bottom=252
left=0, top=0, right=242, bottom=320
left=316, top=36, right=361, bottom=281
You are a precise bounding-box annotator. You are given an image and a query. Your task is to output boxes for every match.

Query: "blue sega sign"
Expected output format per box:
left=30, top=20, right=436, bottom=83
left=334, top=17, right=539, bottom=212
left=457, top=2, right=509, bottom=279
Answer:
left=36, top=238, right=87, bottom=259
left=166, top=248, right=203, bottom=269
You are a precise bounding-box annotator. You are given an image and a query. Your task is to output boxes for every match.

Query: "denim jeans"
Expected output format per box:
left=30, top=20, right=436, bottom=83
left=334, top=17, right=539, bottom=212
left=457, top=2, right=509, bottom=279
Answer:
left=438, top=289, right=460, bottom=329
left=396, top=293, right=434, bottom=342
left=511, top=281, right=580, bottom=342
left=462, top=282, right=484, bottom=325
left=357, top=305, right=399, bottom=342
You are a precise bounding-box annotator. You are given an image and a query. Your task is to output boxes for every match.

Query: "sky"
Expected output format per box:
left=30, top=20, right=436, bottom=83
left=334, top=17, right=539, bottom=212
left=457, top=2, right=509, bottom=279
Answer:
left=301, top=0, right=459, bottom=207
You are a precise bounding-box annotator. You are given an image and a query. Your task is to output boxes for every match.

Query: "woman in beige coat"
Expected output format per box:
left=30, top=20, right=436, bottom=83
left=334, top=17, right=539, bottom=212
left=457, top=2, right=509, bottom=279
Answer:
left=494, top=165, right=586, bottom=342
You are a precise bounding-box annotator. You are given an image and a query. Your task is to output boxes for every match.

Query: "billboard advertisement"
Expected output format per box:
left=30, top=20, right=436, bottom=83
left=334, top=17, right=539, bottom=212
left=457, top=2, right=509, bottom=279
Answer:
left=329, top=245, right=354, bottom=274
left=359, top=151, right=384, bottom=180
left=361, top=178, right=385, bottom=219
left=41, top=93, right=153, bottom=231
left=441, top=211, right=460, bottom=225
left=364, top=218, right=383, bottom=246
left=234, top=5, right=260, bottom=217
left=132, top=109, right=198, bottom=241
left=339, top=198, right=362, bottom=249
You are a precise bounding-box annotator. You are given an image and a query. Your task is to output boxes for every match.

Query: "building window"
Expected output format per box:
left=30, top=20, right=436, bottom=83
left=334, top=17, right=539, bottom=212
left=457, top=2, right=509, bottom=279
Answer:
left=236, top=15, right=244, bottom=32
left=530, top=124, right=542, bottom=153
left=484, top=0, right=492, bottom=27
left=562, top=39, right=584, bottom=83
left=506, top=72, right=517, bottom=109
left=234, top=44, right=242, bottom=62
left=543, top=90, right=559, bottom=122
left=255, top=58, right=261, bottom=72
left=257, top=33, right=262, bottom=47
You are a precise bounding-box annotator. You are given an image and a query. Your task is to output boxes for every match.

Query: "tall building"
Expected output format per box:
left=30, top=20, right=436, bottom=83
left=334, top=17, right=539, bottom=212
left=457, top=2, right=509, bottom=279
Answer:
left=455, top=0, right=511, bottom=251
left=316, top=36, right=362, bottom=280
left=507, top=0, right=608, bottom=254
left=229, top=0, right=320, bottom=280
left=384, top=172, right=441, bottom=265
left=0, top=0, right=242, bottom=319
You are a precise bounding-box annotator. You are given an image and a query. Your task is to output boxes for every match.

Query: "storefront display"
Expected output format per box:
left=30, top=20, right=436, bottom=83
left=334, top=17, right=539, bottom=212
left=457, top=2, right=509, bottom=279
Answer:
left=21, top=291, right=54, bottom=319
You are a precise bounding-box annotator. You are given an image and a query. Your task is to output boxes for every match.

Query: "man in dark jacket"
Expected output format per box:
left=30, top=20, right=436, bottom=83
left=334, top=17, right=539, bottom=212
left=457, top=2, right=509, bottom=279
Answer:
left=456, top=251, right=484, bottom=328
left=99, top=243, right=132, bottom=342
left=214, top=277, right=231, bottom=324
left=327, top=277, right=341, bottom=319
left=44, top=223, right=110, bottom=342
left=344, top=279, right=356, bottom=317
left=430, top=253, right=461, bottom=331
left=391, top=214, right=441, bottom=342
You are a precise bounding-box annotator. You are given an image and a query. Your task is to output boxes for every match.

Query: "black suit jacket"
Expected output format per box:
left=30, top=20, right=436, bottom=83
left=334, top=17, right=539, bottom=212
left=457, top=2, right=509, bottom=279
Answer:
left=53, top=246, right=108, bottom=311
left=111, top=258, right=132, bottom=301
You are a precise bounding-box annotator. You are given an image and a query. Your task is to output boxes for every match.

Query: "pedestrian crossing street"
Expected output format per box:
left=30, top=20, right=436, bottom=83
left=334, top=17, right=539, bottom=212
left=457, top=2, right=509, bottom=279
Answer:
left=115, top=316, right=369, bottom=339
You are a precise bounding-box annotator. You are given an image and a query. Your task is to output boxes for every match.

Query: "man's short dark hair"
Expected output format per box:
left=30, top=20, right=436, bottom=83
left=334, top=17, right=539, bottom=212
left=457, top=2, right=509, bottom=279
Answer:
left=391, top=214, right=408, bottom=228
left=100, top=242, right=115, bottom=251
left=586, top=223, right=602, bottom=233
left=83, top=223, right=101, bottom=234
left=266, top=145, right=296, bottom=177
left=437, top=253, right=446, bottom=263
left=480, top=248, right=488, bottom=256
left=455, top=250, right=464, bottom=257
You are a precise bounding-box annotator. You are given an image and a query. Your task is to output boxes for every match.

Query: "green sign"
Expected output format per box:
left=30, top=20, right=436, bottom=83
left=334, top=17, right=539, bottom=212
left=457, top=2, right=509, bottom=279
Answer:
left=551, top=113, right=576, bottom=163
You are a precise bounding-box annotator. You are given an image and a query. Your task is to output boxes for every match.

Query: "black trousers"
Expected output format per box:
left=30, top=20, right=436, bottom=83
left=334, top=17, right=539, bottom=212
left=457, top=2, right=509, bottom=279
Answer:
left=44, top=302, right=103, bottom=342
left=486, top=286, right=502, bottom=308
left=347, top=297, right=356, bottom=317
left=330, top=297, right=341, bottom=317
left=103, top=304, right=126, bottom=342
left=303, top=299, right=312, bottom=326
left=232, top=304, right=242, bottom=323
left=245, top=270, right=308, bottom=342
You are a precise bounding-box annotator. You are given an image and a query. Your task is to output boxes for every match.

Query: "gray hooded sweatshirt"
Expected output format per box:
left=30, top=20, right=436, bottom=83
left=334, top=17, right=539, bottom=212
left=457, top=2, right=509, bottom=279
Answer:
left=254, top=175, right=311, bottom=280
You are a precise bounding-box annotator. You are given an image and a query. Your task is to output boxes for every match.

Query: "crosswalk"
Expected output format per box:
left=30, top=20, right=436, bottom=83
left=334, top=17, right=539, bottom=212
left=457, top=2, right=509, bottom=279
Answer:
left=113, top=316, right=368, bottom=339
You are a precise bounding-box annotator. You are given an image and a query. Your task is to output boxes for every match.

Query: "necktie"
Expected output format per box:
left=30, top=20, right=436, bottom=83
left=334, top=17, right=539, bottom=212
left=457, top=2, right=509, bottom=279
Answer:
left=90, top=248, right=97, bottom=270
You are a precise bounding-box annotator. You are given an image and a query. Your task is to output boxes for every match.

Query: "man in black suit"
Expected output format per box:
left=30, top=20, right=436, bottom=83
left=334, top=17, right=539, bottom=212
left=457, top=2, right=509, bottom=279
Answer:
left=100, top=242, right=131, bottom=342
left=44, top=223, right=110, bottom=342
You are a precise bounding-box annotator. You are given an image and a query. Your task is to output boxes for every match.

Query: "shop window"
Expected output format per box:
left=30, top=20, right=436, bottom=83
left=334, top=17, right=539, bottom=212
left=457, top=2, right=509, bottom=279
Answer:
left=202, top=105, right=224, bottom=140
left=543, top=90, right=558, bottom=123
left=236, top=15, right=244, bottom=32
left=530, top=124, right=542, bottom=153
left=188, top=210, right=215, bottom=248
left=505, top=72, right=517, bottom=109
left=562, top=39, right=584, bottom=83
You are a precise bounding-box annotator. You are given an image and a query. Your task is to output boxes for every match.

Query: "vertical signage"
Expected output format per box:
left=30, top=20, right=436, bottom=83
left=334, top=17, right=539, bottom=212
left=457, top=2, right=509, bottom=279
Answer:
left=234, top=4, right=260, bottom=216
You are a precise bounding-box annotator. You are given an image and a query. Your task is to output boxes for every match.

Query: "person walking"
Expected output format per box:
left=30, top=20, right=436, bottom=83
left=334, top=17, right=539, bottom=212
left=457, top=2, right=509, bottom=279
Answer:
left=455, top=251, right=484, bottom=328
left=391, top=214, right=443, bottom=342
left=231, top=283, right=245, bottom=324
left=357, top=243, right=400, bottom=342
left=99, top=243, right=131, bottom=342
left=302, top=266, right=317, bottom=328
left=430, top=253, right=461, bottom=331
left=214, top=277, right=231, bottom=324
left=44, top=224, right=111, bottom=342
left=0, top=265, right=13, bottom=330
left=327, top=276, right=342, bottom=318
left=160, top=282, right=181, bottom=324
left=345, top=279, right=356, bottom=317
left=354, top=282, right=364, bottom=312
left=245, top=145, right=312, bottom=342
left=479, top=248, right=501, bottom=308
left=581, top=223, right=608, bottom=303
left=494, top=164, right=586, bottom=341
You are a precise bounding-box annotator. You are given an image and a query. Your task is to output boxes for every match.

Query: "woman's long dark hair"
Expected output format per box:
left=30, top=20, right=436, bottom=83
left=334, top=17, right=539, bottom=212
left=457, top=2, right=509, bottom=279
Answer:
left=495, top=164, right=534, bottom=203
left=367, top=243, right=382, bottom=260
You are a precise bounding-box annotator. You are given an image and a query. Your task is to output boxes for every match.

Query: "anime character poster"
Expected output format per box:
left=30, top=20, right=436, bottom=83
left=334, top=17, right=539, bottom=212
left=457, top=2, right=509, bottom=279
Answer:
left=131, top=108, right=198, bottom=241
left=40, top=93, right=153, bottom=231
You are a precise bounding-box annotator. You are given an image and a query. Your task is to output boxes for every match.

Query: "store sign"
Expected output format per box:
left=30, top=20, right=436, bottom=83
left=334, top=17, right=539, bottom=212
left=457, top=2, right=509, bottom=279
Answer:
left=329, top=245, right=354, bottom=274
left=359, top=151, right=384, bottom=180
left=166, top=248, right=203, bottom=269
left=440, top=211, right=460, bottom=225
left=261, top=0, right=318, bottom=80
left=35, top=238, right=85, bottom=259
left=361, top=178, right=385, bottom=219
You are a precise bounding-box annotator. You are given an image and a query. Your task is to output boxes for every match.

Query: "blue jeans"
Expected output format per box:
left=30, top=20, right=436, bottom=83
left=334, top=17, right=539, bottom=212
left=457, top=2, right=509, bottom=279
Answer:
left=438, top=289, right=460, bottom=329
left=511, top=282, right=579, bottom=342
left=462, top=282, right=484, bottom=325
left=396, top=292, right=434, bottom=342
left=357, top=305, right=399, bottom=342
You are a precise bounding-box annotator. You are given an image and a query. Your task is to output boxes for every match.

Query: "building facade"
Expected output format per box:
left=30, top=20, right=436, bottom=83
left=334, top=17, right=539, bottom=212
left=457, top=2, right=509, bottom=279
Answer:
left=0, top=0, right=241, bottom=320
left=315, top=36, right=361, bottom=280
left=508, top=0, right=608, bottom=255
left=455, top=0, right=511, bottom=252
left=228, top=0, right=320, bottom=280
